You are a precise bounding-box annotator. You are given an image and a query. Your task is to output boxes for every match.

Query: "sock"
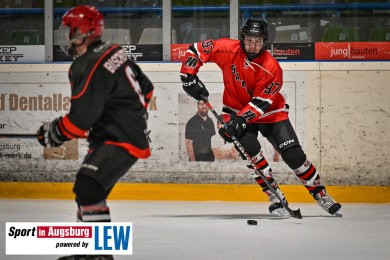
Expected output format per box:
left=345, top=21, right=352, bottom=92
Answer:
left=293, top=160, right=321, bottom=193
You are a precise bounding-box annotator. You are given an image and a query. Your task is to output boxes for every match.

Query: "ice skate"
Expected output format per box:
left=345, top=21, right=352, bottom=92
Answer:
left=57, top=255, right=114, bottom=260
left=266, top=188, right=290, bottom=217
left=312, top=187, right=342, bottom=216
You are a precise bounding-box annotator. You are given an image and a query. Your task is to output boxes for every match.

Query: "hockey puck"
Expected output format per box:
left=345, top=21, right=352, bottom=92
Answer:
left=247, top=219, right=257, bottom=225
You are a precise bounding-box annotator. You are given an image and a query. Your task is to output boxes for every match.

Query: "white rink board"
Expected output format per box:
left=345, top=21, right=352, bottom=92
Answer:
left=0, top=62, right=389, bottom=185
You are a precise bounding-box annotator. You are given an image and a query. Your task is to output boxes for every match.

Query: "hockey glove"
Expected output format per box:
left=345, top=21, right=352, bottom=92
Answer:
left=37, top=117, right=68, bottom=147
left=181, top=73, right=209, bottom=101
left=218, top=115, right=247, bottom=143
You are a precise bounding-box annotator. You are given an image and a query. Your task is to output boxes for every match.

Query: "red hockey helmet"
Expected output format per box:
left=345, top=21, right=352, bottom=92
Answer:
left=62, top=5, right=104, bottom=40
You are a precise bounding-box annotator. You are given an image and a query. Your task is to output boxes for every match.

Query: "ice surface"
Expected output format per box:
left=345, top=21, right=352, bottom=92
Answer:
left=1, top=199, right=389, bottom=260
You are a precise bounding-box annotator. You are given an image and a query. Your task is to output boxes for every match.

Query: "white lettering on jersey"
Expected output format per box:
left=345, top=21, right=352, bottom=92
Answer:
left=103, top=49, right=129, bottom=74
left=125, top=66, right=145, bottom=107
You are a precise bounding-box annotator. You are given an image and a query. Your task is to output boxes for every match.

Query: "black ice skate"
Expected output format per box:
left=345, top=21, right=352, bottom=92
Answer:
left=312, top=187, right=342, bottom=216
left=57, top=255, right=114, bottom=260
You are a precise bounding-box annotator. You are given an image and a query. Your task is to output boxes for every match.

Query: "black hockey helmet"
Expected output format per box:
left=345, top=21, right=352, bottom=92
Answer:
left=240, top=17, right=269, bottom=60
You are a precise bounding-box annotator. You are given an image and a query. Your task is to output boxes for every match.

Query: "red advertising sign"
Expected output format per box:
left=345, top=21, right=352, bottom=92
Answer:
left=171, top=44, right=191, bottom=62
left=315, top=42, right=390, bottom=60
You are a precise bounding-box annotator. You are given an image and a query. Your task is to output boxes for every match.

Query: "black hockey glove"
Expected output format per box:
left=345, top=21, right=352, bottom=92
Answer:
left=37, top=117, right=68, bottom=147
left=181, top=73, right=209, bottom=101
left=218, top=115, right=247, bottom=143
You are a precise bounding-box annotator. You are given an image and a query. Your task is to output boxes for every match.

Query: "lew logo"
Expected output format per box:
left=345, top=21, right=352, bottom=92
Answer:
left=279, top=139, right=295, bottom=149
left=94, top=225, right=131, bottom=251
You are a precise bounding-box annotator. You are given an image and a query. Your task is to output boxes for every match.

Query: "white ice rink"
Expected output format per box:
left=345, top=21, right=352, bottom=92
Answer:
left=1, top=199, right=389, bottom=260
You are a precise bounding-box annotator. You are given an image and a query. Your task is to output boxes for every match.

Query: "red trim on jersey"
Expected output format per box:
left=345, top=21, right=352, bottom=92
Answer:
left=60, top=115, right=88, bottom=138
left=221, top=114, right=231, bottom=123
left=145, top=90, right=153, bottom=100
left=72, top=44, right=120, bottom=100
left=58, top=120, right=76, bottom=139
left=180, top=49, right=203, bottom=76
left=144, top=90, right=154, bottom=109
left=105, top=141, right=151, bottom=159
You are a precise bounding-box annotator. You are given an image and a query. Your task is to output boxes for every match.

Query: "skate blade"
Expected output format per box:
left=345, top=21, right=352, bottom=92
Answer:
left=334, top=210, right=342, bottom=217
left=271, top=208, right=291, bottom=217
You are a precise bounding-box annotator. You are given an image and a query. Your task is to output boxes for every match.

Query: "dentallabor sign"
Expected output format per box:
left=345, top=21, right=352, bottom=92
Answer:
left=5, top=222, right=133, bottom=255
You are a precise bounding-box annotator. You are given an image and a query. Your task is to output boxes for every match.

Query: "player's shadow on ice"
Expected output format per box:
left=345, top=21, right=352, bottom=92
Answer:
left=160, top=213, right=340, bottom=220
left=300, top=214, right=342, bottom=218
left=162, top=214, right=291, bottom=220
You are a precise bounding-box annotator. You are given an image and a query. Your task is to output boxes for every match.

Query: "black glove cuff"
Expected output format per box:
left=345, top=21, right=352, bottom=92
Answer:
left=50, top=117, right=69, bottom=143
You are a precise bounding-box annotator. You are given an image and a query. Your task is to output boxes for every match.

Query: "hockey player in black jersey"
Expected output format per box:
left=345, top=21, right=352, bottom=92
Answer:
left=37, top=5, right=154, bottom=260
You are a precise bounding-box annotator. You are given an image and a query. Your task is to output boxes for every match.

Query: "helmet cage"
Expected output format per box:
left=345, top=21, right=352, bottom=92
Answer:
left=240, top=17, right=269, bottom=60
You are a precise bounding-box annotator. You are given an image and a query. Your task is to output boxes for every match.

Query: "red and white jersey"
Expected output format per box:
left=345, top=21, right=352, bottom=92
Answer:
left=180, top=38, right=289, bottom=124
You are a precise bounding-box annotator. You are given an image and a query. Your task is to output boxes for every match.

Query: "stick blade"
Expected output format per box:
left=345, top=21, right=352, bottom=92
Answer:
left=291, top=208, right=303, bottom=219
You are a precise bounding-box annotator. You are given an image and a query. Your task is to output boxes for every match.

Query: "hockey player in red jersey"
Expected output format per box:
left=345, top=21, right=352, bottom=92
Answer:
left=180, top=17, right=341, bottom=216
left=37, top=5, right=154, bottom=260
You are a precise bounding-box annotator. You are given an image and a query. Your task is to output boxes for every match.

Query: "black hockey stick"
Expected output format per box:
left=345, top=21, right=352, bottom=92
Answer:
left=201, top=95, right=302, bottom=219
left=0, top=133, right=38, bottom=138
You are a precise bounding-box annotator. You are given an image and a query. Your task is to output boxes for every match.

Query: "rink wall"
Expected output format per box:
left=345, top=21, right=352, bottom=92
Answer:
left=0, top=62, right=389, bottom=202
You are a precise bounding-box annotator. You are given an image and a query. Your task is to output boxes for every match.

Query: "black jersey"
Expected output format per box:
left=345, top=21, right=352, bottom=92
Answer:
left=57, top=41, right=154, bottom=159
left=185, top=114, right=216, bottom=161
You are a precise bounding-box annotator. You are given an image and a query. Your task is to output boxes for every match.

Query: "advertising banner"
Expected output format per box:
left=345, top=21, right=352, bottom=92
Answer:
left=0, top=84, right=70, bottom=134
left=54, top=45, right=162, bottom=62
left=315, top=42, right=390, bottom=60
left=0, top=82, right=81, bottom=170
left=171, top=43, right=315, bottom=61
left=269, top=43, right=315, bottom=60
left=171, top=44, right=191, bottom=62
left=0, top=68, right=311, bottom=184
left=0, top=46, right=45, bottom=63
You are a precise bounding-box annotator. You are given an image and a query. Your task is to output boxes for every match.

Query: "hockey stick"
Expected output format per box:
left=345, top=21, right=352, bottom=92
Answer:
left=200, top=95, right=302, bottom=219
left=0, top=133, right=38, bottom=138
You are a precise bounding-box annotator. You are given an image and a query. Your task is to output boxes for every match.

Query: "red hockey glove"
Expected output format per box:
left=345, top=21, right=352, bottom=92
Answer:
left=180, top=73, right=209, bottom=101
left=37, top=117, right=68, bottom=147
left=218, top=115, right=247, bottom=143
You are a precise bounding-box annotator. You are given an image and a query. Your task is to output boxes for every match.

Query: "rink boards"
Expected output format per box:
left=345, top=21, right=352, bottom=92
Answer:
left=0, top=62, right=389, bottom=202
